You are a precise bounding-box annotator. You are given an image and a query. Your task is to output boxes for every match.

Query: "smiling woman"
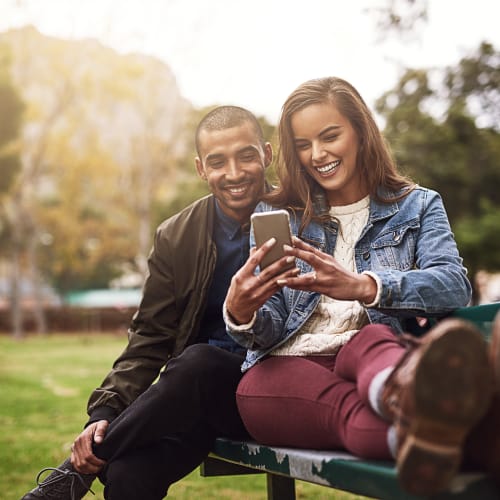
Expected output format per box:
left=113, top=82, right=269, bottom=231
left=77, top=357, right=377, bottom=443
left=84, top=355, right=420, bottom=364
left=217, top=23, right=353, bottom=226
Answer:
left=291, top=103, right=366, bottom=207
left=222, top=76, right=500, bottom=497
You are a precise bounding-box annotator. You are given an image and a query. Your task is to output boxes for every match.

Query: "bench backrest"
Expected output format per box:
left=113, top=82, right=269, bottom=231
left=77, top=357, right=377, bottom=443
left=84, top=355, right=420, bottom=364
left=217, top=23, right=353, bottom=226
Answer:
left=452, top=303, right=500, bottom=338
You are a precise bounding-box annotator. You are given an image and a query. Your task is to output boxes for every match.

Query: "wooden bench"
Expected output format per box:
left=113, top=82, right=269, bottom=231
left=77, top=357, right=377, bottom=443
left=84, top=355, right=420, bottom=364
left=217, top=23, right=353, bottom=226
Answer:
left=201, top=302, right=500, bottom=499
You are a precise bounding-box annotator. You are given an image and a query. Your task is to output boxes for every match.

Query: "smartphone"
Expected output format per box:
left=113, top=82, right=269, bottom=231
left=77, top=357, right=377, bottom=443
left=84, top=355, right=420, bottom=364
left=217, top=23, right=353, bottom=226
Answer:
left=251, top=210, right=294, bottom=270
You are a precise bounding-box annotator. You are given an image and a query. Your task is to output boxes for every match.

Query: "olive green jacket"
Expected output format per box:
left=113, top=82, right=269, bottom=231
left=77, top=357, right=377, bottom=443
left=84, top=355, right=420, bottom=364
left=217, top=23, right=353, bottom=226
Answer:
left=87, top=195, right=217, bottom=423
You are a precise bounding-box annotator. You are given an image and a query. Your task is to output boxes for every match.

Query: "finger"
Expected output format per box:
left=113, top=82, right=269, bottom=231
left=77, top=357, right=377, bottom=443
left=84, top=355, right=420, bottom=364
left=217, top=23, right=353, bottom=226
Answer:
left=284, top=243, right=323, bottom=268
left=93, top=421, right=108, bottom=444
left=290, top=235, right=308, bottom=247
left=74, top=454, right=105, bottom=474
left=85, top=453, right=106, bottom=468
left=416, top=317, right=428, bottom=327
left=257, top=256, right=296, bottom=282
left=289, top=236, right=320, bottom=253
left=243, top=238, right=276, bottom=275
left=277, top=270, right=317, bottom=288
left=275, top=267, right=300, bottom=285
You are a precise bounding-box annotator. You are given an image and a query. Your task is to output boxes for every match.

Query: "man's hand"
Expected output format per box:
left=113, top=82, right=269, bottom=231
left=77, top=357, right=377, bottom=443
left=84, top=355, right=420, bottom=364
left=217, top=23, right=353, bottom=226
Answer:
left=71, top=420, right=108, bottom=474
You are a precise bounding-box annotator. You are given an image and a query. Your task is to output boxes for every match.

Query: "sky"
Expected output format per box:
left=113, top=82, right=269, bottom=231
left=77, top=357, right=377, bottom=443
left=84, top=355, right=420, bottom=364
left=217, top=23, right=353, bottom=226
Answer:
left=1, top=0, right=499, bottom=123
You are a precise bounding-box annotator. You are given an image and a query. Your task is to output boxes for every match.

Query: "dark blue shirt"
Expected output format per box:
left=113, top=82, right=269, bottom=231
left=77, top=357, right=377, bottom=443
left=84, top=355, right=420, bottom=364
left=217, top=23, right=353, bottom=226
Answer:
left=198, top=201, right=249, bottom=353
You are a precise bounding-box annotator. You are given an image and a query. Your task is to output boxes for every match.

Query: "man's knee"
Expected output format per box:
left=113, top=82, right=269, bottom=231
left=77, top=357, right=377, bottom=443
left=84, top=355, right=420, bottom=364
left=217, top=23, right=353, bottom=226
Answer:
left=168, top=344, right=242, bottom=383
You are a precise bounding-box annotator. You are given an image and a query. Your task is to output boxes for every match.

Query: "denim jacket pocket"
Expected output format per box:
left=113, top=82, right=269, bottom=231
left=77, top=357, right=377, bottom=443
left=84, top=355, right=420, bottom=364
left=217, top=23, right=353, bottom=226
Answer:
left=370, top=221, right=420, bottom=271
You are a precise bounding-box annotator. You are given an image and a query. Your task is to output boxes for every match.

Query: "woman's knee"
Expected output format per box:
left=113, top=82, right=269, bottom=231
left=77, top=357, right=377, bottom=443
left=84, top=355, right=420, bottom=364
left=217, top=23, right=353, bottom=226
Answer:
left=342, top=416, right=392, bottom=460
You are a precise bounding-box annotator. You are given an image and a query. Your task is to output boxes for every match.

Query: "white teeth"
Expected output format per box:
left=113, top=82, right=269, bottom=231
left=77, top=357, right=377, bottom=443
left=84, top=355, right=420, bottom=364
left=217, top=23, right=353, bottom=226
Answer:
left=317, top=160, right=340, bottom=174
left=228, top=186, right=246, bottom=193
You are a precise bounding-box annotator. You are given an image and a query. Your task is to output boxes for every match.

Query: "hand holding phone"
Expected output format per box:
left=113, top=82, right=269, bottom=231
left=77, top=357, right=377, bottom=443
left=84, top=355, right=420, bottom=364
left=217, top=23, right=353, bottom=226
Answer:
left=251, top=210, right=294, bottom=270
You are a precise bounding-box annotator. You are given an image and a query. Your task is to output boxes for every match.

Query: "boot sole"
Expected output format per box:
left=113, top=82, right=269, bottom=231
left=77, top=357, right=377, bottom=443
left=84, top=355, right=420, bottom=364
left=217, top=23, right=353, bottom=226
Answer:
left=398, top=319, right=493, bottom=495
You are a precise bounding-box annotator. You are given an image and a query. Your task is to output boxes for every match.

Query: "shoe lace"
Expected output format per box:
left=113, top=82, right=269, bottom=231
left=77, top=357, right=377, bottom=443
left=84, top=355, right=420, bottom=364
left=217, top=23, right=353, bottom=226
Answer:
left=35, top=466, right=95, bottom=500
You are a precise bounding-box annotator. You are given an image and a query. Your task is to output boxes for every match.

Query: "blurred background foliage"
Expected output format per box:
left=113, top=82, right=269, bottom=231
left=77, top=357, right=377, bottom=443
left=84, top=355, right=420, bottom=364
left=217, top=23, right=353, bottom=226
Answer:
left=0, top=0, right=499, bottom=337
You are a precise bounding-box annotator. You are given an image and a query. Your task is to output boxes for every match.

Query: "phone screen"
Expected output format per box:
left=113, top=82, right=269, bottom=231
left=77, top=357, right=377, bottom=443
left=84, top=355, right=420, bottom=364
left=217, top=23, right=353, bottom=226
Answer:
left=251, top=210, right=294, bottom=270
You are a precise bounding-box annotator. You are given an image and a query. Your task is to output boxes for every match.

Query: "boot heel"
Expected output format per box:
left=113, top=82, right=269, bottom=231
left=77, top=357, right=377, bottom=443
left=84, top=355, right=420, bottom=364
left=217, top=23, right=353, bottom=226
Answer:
left=398, top=436, right=461, bottom=495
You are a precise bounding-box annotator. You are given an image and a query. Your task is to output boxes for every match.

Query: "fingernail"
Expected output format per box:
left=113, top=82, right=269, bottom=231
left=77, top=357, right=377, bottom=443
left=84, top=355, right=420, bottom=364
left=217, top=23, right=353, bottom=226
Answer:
left=284, top=244, right=292, bottom=251
left=277, top=279, right=286, bottom=286
left=267, top=237, right=277, bottom=245
left=286, top=256, right=294, bottom=263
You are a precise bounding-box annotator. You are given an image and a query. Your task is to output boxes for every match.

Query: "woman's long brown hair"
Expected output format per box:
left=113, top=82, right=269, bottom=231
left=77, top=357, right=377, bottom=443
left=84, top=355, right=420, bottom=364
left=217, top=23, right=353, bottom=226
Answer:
left=265, top=77, right=415, bottom=232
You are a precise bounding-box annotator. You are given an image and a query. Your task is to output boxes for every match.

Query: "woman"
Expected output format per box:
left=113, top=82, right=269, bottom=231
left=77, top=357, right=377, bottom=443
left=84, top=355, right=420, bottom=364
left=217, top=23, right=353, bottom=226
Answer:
left=223, top=77, right=497, bottom=495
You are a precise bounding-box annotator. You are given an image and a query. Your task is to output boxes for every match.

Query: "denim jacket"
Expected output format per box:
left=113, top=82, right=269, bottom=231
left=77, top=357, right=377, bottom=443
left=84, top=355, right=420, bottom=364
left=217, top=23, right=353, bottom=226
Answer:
left=227, top=186, right=472, bottom=372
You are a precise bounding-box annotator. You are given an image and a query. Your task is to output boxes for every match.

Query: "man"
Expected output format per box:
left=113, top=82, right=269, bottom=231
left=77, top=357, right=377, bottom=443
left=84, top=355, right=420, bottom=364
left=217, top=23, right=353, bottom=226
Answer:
left=22, top=105, right=273, bottom=500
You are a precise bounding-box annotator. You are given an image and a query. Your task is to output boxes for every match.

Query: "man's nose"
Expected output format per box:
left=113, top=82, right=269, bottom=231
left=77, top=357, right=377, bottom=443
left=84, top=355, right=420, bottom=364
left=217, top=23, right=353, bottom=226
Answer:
left=226, top=159, right=244, bottom=179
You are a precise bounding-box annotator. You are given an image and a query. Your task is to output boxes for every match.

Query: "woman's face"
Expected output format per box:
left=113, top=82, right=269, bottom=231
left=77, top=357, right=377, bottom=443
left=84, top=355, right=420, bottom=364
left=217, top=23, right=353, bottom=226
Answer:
left=291, top=101, right=368, bottom=206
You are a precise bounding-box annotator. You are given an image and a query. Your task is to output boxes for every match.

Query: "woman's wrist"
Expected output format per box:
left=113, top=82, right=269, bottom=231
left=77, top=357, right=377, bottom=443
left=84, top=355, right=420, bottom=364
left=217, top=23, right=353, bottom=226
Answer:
left=360, top=271, right=382, bottom=307
left=223, top=301, right=257, bottom=330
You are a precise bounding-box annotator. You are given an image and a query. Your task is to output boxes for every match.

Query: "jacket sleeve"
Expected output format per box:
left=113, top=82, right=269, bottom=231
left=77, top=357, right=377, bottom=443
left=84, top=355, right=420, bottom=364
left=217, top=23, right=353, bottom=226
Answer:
left=376, top=189, right=472, bottom=316
left=86, top=223, right=180, bottom=422
left=227, top=290, right=290, bottom=351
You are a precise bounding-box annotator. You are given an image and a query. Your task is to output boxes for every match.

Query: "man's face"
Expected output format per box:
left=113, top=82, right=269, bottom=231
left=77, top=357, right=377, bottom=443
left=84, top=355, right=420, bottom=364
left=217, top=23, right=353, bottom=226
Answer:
left=196, top=122, right=272, bottom=223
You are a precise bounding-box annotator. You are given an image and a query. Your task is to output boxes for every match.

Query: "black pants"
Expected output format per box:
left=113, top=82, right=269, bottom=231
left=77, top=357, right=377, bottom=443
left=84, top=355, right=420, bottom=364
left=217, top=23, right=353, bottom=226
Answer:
left=93, top=344, right=248, bottom=500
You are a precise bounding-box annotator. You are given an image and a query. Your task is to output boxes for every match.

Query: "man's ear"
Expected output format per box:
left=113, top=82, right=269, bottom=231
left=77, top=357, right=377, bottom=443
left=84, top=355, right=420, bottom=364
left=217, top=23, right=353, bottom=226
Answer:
left=264, top=142, right=273, bottom=169
left=195, top=157, right=207, bottom=180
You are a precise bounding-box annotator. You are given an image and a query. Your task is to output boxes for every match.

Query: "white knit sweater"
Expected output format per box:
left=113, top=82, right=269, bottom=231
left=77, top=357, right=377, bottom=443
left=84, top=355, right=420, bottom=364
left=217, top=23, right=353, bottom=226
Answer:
left=271, top=195, right=370, bottom=356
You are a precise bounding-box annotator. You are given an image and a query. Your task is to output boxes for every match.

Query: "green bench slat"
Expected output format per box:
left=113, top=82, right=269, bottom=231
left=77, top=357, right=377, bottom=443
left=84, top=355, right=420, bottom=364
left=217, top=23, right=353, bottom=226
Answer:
left=207, top=438, right=499, bottom=499
left=451, top=302, right=500, bottom=337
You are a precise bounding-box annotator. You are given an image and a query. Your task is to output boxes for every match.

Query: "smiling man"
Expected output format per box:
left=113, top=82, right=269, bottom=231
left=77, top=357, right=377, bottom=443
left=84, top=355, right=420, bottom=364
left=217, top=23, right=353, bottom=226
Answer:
left=22, top=106, right=272, bottom=500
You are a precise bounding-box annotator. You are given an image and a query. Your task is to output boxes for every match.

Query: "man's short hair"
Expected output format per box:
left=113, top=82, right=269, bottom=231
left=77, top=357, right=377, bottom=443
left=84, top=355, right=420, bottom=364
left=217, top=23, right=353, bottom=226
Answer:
left=195, top=106, right=265, bottom=156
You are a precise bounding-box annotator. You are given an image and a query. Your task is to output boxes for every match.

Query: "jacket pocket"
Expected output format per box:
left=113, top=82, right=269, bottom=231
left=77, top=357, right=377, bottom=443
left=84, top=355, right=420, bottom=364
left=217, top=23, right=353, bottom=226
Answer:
left=370, top=221, right=420, bottom=271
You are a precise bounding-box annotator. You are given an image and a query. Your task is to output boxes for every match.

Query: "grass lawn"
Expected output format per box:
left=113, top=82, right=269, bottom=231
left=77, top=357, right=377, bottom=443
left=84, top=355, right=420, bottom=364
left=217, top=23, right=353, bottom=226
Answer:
left=0, top=332, right=366, bottom=499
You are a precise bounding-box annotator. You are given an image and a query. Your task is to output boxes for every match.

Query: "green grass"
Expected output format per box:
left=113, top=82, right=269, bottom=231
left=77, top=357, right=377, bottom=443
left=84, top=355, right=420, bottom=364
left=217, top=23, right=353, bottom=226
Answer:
left=0, top=333, right=366, bottom=499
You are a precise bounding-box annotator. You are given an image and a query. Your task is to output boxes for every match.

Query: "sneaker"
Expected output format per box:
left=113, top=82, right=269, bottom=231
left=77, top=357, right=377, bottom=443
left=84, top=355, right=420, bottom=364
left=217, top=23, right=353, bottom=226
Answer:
left=21, top=458, right=96, bottom=500
left=381, top=318, right=494, bottom=495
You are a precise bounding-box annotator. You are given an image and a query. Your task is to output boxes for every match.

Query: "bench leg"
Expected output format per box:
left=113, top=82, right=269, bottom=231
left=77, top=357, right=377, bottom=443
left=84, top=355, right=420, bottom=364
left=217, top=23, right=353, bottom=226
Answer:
left=266, top=473, right=296, bottom=500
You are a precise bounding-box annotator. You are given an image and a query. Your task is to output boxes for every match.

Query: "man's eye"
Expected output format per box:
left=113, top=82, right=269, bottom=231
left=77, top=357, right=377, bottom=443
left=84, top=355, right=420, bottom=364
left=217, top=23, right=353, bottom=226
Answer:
left=209, top=161, right=225, bottom=168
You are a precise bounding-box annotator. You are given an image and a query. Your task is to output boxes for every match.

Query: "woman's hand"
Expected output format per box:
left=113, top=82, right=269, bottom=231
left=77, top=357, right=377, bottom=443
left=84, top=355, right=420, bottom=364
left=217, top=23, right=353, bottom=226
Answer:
left=278, top=237, right=377, bottom=303
left=225, top=237, right=299, bottom=325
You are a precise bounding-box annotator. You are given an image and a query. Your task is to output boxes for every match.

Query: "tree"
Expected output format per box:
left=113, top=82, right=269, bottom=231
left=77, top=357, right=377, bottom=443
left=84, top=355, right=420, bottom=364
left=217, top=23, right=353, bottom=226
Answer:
left=375, top=42, right=500, bottom=284
left=365, top=0, right=428, bottom=42
left=0, top=42, right=23, bottom=199
left=0, top=42, right=24, bottom=338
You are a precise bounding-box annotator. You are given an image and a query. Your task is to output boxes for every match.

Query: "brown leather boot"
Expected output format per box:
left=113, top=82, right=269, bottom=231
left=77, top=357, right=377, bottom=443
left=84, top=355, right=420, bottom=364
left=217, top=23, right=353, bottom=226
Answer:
left=381, top=318, right=494, bottom=495
left=464, top=311, right=500, bottom=484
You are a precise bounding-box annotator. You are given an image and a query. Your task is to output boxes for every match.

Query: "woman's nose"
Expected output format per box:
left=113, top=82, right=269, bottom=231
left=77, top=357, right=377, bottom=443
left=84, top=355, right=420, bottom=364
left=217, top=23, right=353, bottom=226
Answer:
left=311, top=142, right=327, bottom=163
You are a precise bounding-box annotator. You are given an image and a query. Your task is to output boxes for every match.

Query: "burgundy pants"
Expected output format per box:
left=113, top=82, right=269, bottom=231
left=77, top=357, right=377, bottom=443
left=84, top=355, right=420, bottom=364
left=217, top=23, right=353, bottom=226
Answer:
left=236, top=324, right=405, bottom=459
